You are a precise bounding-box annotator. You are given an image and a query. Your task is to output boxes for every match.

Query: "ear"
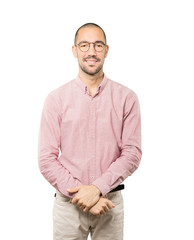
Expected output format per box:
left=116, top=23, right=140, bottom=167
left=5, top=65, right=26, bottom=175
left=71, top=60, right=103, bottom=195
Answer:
left=72, top=45, right=78, bottom=58
left=104, top=45, right=109, bottom=58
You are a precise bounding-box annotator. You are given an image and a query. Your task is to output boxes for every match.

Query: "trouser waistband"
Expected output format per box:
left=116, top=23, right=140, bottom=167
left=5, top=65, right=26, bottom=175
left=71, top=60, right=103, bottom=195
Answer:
left=54, top=184, right=125, bottom=198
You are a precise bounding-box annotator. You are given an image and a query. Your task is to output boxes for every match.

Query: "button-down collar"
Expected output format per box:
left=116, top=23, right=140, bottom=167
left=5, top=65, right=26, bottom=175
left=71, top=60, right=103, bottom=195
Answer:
left=75, top=74, right=108, bottom=95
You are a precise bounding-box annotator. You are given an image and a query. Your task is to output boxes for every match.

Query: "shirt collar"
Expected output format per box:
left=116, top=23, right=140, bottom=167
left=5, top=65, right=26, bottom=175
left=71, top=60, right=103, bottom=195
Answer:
left=75, top=73, right=108, bottom=94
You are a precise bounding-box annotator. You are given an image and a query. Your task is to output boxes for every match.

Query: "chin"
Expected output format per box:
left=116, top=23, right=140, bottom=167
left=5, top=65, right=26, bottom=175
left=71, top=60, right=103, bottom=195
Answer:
left=81, top=66, right=102, bottom=76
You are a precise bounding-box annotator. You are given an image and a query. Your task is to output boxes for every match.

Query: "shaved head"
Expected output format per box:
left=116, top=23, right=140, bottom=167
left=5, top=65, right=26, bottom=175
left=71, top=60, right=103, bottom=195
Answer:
left=74, top=23, right=107, bottom=45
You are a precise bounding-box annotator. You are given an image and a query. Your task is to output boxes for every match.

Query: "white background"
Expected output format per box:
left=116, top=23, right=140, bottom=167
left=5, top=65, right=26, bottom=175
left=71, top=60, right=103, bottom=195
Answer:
left=0, top=0, right=193, bottom=239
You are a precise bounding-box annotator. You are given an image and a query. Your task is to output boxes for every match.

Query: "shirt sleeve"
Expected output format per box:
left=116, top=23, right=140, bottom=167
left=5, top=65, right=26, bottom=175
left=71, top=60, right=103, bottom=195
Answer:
left=92, top=92, right=142, bottom=196
left=38, top=92, right=82, bottom=198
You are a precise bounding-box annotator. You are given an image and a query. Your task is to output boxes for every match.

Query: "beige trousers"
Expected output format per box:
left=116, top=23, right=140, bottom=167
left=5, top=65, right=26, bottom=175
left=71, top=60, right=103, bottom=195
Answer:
left=53, top=190, right=124, bottom=240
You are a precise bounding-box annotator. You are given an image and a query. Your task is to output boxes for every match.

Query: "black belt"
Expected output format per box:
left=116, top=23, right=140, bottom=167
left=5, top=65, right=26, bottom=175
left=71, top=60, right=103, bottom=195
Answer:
left=54, top=184, right=125, bottom=198
left=109, top=184, right=125, bottom=193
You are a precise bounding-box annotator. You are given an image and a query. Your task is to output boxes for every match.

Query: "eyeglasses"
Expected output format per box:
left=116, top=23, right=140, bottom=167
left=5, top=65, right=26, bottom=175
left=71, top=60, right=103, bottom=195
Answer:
left=75, top=41, right=106, bottom=52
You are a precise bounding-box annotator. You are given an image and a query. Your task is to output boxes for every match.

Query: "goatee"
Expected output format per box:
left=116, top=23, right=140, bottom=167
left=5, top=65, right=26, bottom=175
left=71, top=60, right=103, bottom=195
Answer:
left=79, top=65, right=103, bottom=76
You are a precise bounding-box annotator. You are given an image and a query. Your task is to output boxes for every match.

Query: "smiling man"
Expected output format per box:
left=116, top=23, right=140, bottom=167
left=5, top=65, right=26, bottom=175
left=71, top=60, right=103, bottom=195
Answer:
left=38, top=23, right=142, bottom=240
left=73, top=27, right=107, bottom=76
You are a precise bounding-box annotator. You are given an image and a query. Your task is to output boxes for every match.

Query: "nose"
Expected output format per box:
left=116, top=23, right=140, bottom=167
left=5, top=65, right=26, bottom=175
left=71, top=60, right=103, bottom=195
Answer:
left=87, top=43, right=96, bottom=55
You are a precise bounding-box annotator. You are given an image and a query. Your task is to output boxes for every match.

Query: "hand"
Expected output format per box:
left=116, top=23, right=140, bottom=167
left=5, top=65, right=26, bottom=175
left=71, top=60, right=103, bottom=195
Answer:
left=89, top=197, right=115, bottom=216
left=67, top=185, right=101, bottom=212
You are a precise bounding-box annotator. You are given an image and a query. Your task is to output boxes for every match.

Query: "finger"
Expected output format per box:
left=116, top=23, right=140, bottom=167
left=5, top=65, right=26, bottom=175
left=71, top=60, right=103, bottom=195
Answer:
left=79, top=205, right=85, bottom=210
left=83, top=205, right=90, bottom=212
left=92, top=209, right=102, bottom=217
left=103, top=205, right=110, bottom=213
left=67, top=186, right=80, bottom=193
left=83, top=207, right=89, bottom=212
left=100, top=210, right=106, bottom=216
left=72, top=197, right=79, bottom=204
left=77, top=201, right=84, bottom=207
left=107, top=200, right=115, bottom=209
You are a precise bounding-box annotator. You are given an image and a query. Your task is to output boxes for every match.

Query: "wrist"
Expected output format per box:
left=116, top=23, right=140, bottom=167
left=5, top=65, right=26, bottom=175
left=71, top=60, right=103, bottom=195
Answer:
left=91, top=184, right=101, bottom=196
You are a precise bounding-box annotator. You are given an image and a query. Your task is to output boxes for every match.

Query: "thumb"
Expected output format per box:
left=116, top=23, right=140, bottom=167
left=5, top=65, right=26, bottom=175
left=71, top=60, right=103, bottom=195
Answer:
left=67, top=186, right=81, bottom=193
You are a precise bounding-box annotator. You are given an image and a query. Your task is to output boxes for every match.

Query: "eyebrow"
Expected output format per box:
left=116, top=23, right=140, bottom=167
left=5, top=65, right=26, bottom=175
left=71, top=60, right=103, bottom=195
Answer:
left=78, top=40, right=106, bottom=45
left=95, top=41, right=106, bottom=45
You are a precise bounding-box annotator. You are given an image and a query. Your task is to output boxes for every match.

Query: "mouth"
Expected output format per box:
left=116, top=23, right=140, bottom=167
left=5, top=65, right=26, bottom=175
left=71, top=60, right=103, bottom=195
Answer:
left=85, top=58, right=99, bottom=65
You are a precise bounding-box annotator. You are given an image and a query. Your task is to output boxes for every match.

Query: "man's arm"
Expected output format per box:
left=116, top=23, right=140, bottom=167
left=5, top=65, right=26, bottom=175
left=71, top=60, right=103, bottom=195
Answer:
left=91, top=92, right=142, bottom=196
left=38, top=92, right=82, bottom=198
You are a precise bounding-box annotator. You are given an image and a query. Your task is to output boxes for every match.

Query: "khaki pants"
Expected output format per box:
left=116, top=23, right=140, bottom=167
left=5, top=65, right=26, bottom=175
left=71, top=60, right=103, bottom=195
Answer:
left=53, top=190, right=124, bottom=240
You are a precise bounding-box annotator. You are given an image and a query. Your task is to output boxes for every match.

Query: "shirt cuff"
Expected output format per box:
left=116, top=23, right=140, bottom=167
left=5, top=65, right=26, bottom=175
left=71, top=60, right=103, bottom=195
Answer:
left=91, top=178, right=110, bottom=196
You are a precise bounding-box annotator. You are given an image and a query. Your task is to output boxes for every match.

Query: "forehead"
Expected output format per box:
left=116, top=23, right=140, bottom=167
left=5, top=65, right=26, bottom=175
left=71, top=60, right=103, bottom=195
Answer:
left=76, top=27, right=105, bottom=43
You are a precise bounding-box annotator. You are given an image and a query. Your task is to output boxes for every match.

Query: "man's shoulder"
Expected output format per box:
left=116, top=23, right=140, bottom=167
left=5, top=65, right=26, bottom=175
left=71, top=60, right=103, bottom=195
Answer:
left=47, top=79, right=74, bottom=99
left=107, top=77, right=137, bottom=98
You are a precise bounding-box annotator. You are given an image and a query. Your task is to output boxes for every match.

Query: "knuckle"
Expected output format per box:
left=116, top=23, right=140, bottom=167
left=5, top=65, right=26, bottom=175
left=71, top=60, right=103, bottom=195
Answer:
left=96, top=210, right=100, bottom=215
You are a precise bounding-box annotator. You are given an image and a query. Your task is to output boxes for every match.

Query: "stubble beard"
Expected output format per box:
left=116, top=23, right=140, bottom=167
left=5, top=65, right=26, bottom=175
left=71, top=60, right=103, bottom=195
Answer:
left=79, top=64, right=103, bottom=76
left=78, top=56, right=104, bottom=76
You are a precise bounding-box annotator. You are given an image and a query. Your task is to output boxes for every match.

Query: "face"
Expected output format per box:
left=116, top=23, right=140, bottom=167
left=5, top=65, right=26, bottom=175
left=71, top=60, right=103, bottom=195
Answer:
left=72, top=27, right=109, bottom=76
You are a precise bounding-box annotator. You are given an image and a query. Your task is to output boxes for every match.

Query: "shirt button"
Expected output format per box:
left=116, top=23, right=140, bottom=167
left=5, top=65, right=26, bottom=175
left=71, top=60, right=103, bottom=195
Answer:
left=90, top=176, right=94, bottom=179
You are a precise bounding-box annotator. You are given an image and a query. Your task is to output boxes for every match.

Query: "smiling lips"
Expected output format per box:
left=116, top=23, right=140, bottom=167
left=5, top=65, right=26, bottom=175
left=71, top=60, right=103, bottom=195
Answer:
left=85, top=58, right=99, bottom=65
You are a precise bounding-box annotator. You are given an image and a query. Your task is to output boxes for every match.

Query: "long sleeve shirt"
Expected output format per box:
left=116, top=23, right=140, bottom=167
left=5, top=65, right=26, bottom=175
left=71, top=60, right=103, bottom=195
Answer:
left=38, top=74, right=142, bottom=198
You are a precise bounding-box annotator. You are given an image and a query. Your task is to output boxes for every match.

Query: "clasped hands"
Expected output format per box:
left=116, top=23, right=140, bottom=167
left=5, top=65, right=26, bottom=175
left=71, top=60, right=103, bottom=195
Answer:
left=67, top=185, right=115, bottom=216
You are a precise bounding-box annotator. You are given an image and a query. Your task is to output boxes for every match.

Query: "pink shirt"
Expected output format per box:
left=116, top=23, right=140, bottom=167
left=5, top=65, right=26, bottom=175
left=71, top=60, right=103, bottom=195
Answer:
left=38, top=74, right=142, bottom=198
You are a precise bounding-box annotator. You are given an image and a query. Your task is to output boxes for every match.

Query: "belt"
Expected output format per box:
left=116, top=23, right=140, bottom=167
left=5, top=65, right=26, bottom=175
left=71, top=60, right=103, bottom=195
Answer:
left=54, top=184, right=125, bottom=198
left=109, top=184, right=125, bottom=193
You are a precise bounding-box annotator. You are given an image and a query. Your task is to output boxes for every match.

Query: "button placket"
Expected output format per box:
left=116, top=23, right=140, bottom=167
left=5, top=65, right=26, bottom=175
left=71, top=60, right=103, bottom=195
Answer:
left=90, top=99, right=96, bottom=182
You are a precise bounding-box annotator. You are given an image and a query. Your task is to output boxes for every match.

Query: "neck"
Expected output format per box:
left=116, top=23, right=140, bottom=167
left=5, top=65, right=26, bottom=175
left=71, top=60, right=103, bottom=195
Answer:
left=78, top=69, right=104, bottom=89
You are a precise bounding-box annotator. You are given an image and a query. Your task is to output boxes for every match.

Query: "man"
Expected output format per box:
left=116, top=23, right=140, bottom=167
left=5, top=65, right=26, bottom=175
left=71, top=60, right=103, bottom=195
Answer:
left=38, top=23, right=142, bottom=240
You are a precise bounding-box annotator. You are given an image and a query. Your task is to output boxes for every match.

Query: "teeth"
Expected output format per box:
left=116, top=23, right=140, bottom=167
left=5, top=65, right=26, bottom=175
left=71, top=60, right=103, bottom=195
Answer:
left=87, top=61, right=96, bottom=64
